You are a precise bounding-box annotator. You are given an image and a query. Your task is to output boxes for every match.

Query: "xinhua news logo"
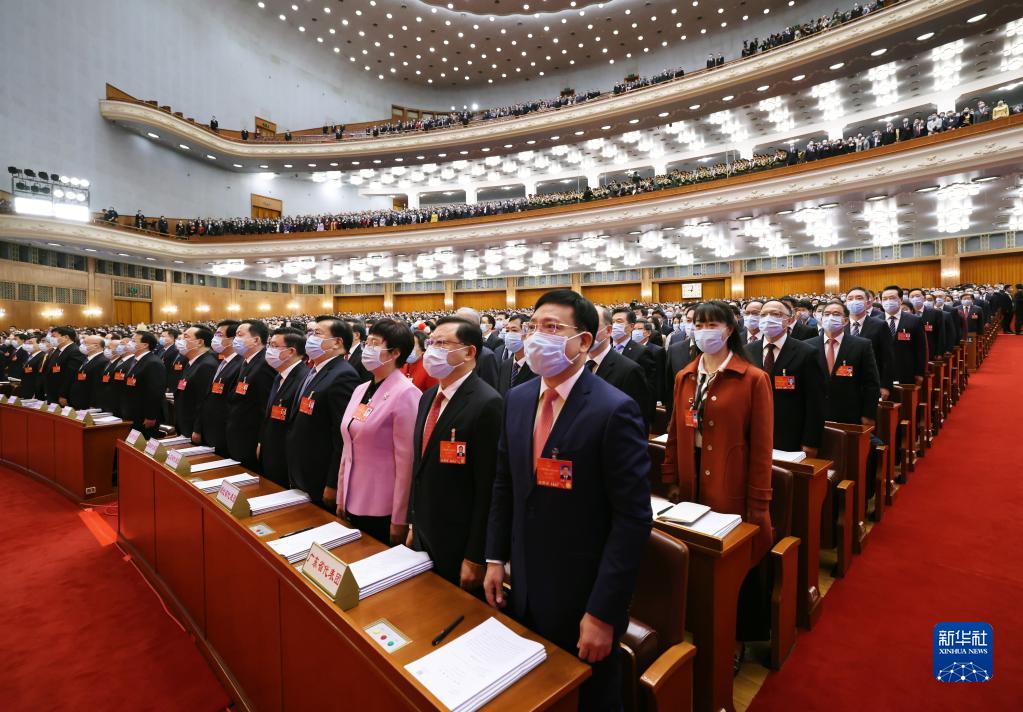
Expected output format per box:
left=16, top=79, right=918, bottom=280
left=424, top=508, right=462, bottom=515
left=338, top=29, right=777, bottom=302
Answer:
left=933, top=622, right=993, bottom=682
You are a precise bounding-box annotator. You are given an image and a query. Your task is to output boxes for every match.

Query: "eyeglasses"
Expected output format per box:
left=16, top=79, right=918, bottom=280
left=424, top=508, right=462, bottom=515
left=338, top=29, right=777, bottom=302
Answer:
left=522, top=320, right=580, bottom=336
left=424, top=338, right=466, bottom=351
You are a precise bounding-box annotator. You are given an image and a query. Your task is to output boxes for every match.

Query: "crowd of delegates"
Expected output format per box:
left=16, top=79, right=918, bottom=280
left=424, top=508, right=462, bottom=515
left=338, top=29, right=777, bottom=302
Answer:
left=3, top=280, right=1020, bottom=703
left=741, top=0, right=890, bottom=58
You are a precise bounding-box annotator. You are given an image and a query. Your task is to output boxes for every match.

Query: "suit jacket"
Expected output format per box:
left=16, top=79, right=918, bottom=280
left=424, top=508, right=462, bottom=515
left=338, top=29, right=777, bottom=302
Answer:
left=618, top=339, right=657, bottom=420
left=497, top=353, right=536, bottom=396
left=409, top=372, right=504, bottom=584
left=813, top=333, right=881, bottom=424
left=194, top=354, right=243, bottom=455
left=258, top=362, right=309, bottom=488
left=119, top=352, right=165, bottom=436
left=285, top=355, right=360, bottom=505
left=474, top=345, right=499, bottom=390
left=789, top=321, right=817, bottom=341
left=483, top=330, right=503, bottom=352
left=485, top=367, right=652, bottom=649
left=6, top=347, right=27, bottom=381
left=881, top=312, right=927, bottom=384
left=69, top=353, right=110, bottom=410
left=43, top=345, right=85, bottom=402
left=845, top=315, right=895, bottom=390
left=18, top=351, right=46, bottom=399
left=644, top=341, right=665, bottom=410
left=746, top=337, right=825, bottom=451
left=161, top=346, right=181, bottom=392
left=956, top=304, right=984, bottom=335
left=101, top=357, right=131, bottom=416
left=337, top=370, right=421, bottom=525
left=174, top=351, right=218, bottom=437
left=941, top=306, right=962, bottom=349
left=593, top=346, right=650, bottom=425
left=664, top=338, right=698, bottom=416
left=226, top=349, right=277, bottom=469
left=918, top=306, right=946, bottom=357
left=347, top=343, right=372, bottom=382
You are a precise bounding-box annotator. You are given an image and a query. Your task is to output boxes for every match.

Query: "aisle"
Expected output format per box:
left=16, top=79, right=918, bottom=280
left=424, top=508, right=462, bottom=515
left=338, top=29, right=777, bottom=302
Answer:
left=0, top=467, right=231, bottom=711
left=749, top=337, right=1023, bottom=711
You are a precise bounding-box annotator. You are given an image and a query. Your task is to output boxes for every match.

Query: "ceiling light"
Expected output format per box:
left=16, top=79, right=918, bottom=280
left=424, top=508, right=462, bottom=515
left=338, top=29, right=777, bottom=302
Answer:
left=658, top=112, right=669, bottom=118
left=757, top=85, right=770, bottom=91
left=792, top=74, right=805, bottom=81
left=146, top=132, right=159, bottom=139
left=967, top=13, right=986, bottom=23
left=917, top=32, right=934, bottom=41
left=829, top=62, right=845, bottom=70
left=178, top=144, right=189, bottom=150
left=866, top=194, right=889, bottom=202
left=232, top=163, right=242, bottom=168
left=972, top=176, right=1000, bottom=183
left=871, top=48, right=887, bottom=57
left=689, top=104, right=701, bottom=110
left=722, top=95, right=734, bottom=101
left=916, top=185, right=940, bottom=193
left=206, top=154, right=216, bottom=160
left=820, top=202, right=840, bottom=208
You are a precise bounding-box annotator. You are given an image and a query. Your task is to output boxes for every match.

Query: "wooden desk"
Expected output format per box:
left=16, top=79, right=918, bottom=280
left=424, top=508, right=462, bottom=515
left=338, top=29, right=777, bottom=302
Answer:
left=117, top=441, right=588, bottom=712
left=0, top=402, right=130, bottom=501
left=653, top=520, right=757, bottom=712
left=775, top=457, right=830, bottom=630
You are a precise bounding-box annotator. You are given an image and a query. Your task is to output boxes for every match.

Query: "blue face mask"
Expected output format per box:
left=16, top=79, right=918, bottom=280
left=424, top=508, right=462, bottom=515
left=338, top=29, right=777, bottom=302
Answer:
left=174, top=337, right=187, bottom=352
left=405, top=348, right=420, bottom=364
left=211, top=334, right=226, bottom=353
left=759, top=315, right=786, bottom=339
left=630, top=329, right=645, bottom=343
left=503, top=331, right=523, bottom=353
left=693, top=327, right=727, bottom=355
left=305, top=334, right=327, bottom=360
left=611, top=322, right=627, bottom=341
left=743, top=314, right=760, bottom=331
left=232, top=336, right=248, bottom=355
left=847, top=299, right=867, bottom=315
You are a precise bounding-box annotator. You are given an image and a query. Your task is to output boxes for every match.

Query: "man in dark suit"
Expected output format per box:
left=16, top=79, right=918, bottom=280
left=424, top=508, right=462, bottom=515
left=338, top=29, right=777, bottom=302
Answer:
left=909, top=288, right=946, bottom=357
left=226, top=319, right=277, bottom=470
left=6, top=333, right=29, bottom=381
left=18, top=335, right=46, bottom=399
left=845, top=286, right=895, bottom=400
left=484, top=291, right=651, bottom=710
left=611, top=306, right=657, bottom=409
left=990, top=285, right=1014, bottom=333
left=931, top=290, right=962, bottom=350
left=495, top=315, right=536, bottom=395
left=409, top=317, right=503, bottom=589
left=42, top=326, right=86, bottom=405
left=119, top=331, right=166, bottom=438
left=480, top=313, right=503, bottom=351
left=587, top=307, right=651, bottom=425
left=344, top=320, right=372, bottom=382
left=633, top=319, right=665, bottom=408
left=98, top=336, right=128, bottom=416
left=814, top=301, right=882, bottom=425
left=69, top=334, right=109, bottom=410
left=258, top=329, right=310, bottom=488
left=193, top=320, right=242, bottom=455
left=957, top=291, right=985, bottom=335
left=174, top=326, right=218, bottom=440
left=879, top=286, right=928, bottom=384
left=454, top=307, right=500, bottom=389
left=159, top=328, right=183, bottom=393
left=781, top=298, right=817, bottom=340
left=746, top=300, right=826, bottom=455
left=663, top=328, right=699, bottom=417
left=287, top=317, right=360, bottom=510
left=1014, top=284, right=1023, bottom=335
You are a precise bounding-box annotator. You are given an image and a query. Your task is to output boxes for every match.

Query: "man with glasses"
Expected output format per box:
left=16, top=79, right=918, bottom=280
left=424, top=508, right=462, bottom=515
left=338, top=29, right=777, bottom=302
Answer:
left=484, top=289, right=651, bottom=710
left=454, top=307, right=500, bottom=389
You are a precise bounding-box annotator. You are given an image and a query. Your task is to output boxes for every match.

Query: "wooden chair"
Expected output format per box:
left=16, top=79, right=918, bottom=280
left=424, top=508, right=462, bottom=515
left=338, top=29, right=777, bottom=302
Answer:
left=767, top=466, right=800, bottom=670
left=890, top=384, right=919, bottom=475
left=647, top=441, right=667, bottom=498
left=651, top=406, right=669, bottom=437
left=621, top=529, right=697, bottom=712
left=817, top=427, right=855, bottom=577
left=875, top=402, right=900, bottom=505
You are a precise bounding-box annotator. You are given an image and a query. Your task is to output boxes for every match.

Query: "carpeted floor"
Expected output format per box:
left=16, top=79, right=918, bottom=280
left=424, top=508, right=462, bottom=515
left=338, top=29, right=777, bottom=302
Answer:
left=0, top=466, right=231, bottom=711
left=749, top=336, right=1023, bottom=710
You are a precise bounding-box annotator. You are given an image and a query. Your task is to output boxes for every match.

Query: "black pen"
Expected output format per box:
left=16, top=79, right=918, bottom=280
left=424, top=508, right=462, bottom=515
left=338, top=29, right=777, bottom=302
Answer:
left=657, top=504, right=674, bottom=516
left=280, top=525, right=315, bottom=538
left=432, top=615, right=464, bottom=646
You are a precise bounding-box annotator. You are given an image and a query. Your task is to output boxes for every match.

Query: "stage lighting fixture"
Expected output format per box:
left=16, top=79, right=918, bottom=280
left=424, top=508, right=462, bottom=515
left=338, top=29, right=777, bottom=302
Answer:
left=38, top=171, right=50, bottom=181
left=24, top=169, right=36, bottom=178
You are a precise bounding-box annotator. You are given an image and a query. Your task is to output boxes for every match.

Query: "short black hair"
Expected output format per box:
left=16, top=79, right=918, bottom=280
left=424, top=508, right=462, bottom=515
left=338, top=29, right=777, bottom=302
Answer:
left=881, top=285, right=904, bottom=299
left=824, top=299, right=849, bottom=317
left=134, top=330, right=158, bottom=350
left=240, top=319, right=269, bottom=345
left=190, top=325, right=214, bottom=347
left=346, top=319, right=367, bottom=341
left=435, top=316, right=483, bottom=360
left=369, top=318, right=415, bottom=367
left=216, top=319, right=241, bottom=338
left=317, top=317, right=354, bottom=352
left=480, top=314, right=496, bottom=327
left=161, top=327, right=180, bottom=338
left=411, top=329, right=428, bottom=350
left=507, top=312, right=527, bottom=326
left=611, top=306, right=637, bottom=324
left=846, top=286, right=869, bottom=298
left=53, top=325, right=76, bottom=340
left=534, top=289, right=598, bottom=339
left=271, top=327, right=306, bottom=356
left=797, top=299, right=813, bottom=310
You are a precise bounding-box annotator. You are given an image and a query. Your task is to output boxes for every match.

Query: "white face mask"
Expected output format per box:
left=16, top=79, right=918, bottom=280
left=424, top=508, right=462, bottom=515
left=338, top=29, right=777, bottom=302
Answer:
left=821, top=315, right=845, bottom=334
left=630, top=329, right=645, bottom=343
left=503, top=331, right=523, bottom=354
left=264, top=346, right=289, bottom=369
left=882, top=299, right=901, bottom=315
left=524, top=331, right=583, bottom=377
left=610, top=322, right=627, bottom=341
left=693, top=327, right=727, bottom=355
left=422, top=344, right=466, bottom=379
left=211, top=334, right=227, bottom=353
left=759, top=315, right=786, bottom=339
left=743, top=314, right=760, bottom=331
left=360, top=344, right=392, bottom=372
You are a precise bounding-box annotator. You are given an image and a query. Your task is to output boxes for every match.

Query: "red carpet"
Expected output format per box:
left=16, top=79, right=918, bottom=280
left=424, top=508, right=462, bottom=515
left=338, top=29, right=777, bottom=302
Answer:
left=0, top=466, right=231, bottom=711
left=750, top=337, right=1023, bottom=710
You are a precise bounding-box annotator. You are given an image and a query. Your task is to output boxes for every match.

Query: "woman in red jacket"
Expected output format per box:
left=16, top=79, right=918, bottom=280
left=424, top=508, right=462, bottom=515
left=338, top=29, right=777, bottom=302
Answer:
left=400, top=329, right=437, bottom=392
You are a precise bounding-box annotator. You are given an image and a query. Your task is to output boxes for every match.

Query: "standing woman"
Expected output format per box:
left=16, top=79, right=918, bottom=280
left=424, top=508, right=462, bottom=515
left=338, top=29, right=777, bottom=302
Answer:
left=336, top=319, right=422, bottom=545
left=661, top=300, right=774, bottom=560
left=400, top=329, right=437, bottom=392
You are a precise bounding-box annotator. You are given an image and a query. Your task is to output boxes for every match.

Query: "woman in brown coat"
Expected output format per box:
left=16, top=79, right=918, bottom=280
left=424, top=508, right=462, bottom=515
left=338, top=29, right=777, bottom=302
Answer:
left=661, top=300, right=774, bottom=562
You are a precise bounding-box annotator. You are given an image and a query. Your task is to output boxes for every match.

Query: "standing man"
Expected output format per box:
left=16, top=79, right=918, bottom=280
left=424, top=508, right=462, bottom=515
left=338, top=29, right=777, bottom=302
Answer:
left=17, top=334, right=46, bottom=399
left=743, top=301, right=764, bottom=345
left=69, top=334, right=109, bottom=410
left=610, top=306, right=657, bottom=413
left=879, top=286, right=927, bottom=384
left=42, top=327, right=85, bottom=405
left=408, top=317, right=503, bottom=589
left=480, top=313, right=503, bottom=351
left=484, top=290, right=652, bottom=709
left=588, top=307, right=651, bottom=424
left=6, top=333, right=29, bottom=381
left=632, top=319, right=665, bottom=409
left=173, top=326, right=218, bottom=439
left=454, top=307, right=500, bottom=389
left=845, top=286, right=894, bottom=400
left=257, top=328, right=309, bottom=488
left=119, top=331, right=166, bottom=438
left=1014, top=284, right=1023, bottom=335
left=159, top=327, right=182, bottom=392
left=193, top=320, right=242, bottom=454
left=496, top=314, right=535, bottom=395
left=815, top=301, right=881, bottom=425
left=909, top=288, right=945, bottom=357
left=226, top=319, right=277, bottom=470
left=957, top=291, right=985, bottom=336
left=286, top=316, right=360, bottom=510
left=345, top=320, right=372, bottom=382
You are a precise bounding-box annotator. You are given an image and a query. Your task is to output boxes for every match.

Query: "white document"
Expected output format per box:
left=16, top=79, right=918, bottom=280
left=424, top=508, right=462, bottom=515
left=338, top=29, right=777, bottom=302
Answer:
left=405, top=617, right=546, bottom=712
left=247, top=489, right=311, bottom=515
left=92, top=416, right=123, bottom=424
left=191, top=473, right=259, bottom=494
left=656, top=500, right=711, bottom=525
left=158, top=435, right=191, bottom=445
left=650, top=432, right=669, bottom=444
left=773, top=449, right=807, bottom=463
left=349, top=545, right=433, bottom=598
left=681, top=511, right=743, bottom=539
left=188, top=458, right=241, bottom=473
left=176, top=445, right=216, bottom=456
left=267, top=521, right=361, bottom=563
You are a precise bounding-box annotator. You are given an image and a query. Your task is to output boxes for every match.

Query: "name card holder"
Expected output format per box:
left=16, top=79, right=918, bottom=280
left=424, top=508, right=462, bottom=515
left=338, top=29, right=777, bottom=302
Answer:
left=6, top=395, right=18, bottom=405
left=125, top=429, right=147, bottom=450
left=75, top=411, right=96, bottom=426
left=216, top=481, right=251, bottom=518
left=61, top=405, right=74, bottom=417
left=46, top=403, right=59, bottom=413
left=301, top=542, right=359, bottom=611
left=164, top=449, right=192, bottom=477
left=143, top=438, right=168, bottom=462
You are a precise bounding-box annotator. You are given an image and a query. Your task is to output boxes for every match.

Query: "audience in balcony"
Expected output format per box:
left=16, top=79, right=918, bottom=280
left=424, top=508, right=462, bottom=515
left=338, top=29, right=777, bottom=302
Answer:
left=741, top=0, right=888, bottom=58
left=102, top=207, right=118, bottom=223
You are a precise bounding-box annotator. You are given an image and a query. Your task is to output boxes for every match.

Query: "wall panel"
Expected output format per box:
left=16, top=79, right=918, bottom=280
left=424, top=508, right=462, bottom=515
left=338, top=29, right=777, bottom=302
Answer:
left=838, top=261, right=940, bottom=293
left=581, top=283, right=641, bottom=305
left=657, top=279, right=729, bottom=302
left=960, top=253, right=1023, bottom=285
left=394, top=293, right=444, bottom=312
left=454, top=290, right=506, bottom=310
left=745, top=271, right=825, bottom=298
left=334, top=295, right=384, bottom=314
left=515, top=288, right=559, bottom=309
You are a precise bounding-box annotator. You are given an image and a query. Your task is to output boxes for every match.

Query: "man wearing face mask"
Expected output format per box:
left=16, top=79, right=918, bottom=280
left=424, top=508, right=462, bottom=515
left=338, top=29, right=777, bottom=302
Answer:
left=909, top=288, right=945, bottom=357
left=226, top=320, right=277, bottom=471
left=119, top=331, right=166, bottom=438
left=813, top=300, right=881, bottom=426
left=159, top=328, right=183, bottom=393
left=286, top=316, right=360, bottom=511
left=408, top=317, right=503, bottom=588
left=587, top=307, right=651, bottom=425
left=930, top=290, right=962, bottom=351
left=454, top=307, right=500, bottom=389
left=746, top=300, right=825, bottom=457
left=257, top=328, right=310, bottom=488
left=6, top=333, right=29, bottom=381
left=958, top=291, right=985, bottom=336
left=344, top=320, right=372, bottom=382
left=480, top=313, right=503, bottom=352
left=845, top=287, right=894, bottom=400
left=664, top=306, right=700, bottom=418
left=496, top=313, right=536, bottom=395
left=743, top=301, right=764, bottom=345
left=69, top=334, right=109, bottom=410
left=42, top=326, right=86, bottom=406
left=633, top=320, right=664, bottom=409
left=485, top=290, right=651, bottom=710
left=192, top=320, right=242, bottom=452
left=99, top=336, right=127, bottom=416
left=173, top=326, right=218, bottom=440
left=879, top=286, right=927, bottom=386
left=17, top=334, right=46, bottom=399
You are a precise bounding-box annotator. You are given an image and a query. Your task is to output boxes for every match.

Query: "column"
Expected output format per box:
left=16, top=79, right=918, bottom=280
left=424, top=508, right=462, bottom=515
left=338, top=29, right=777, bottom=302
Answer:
left=640, top=268, right=654, bottom=301
left=570, top=272, right=583, bottom=295
left=443, top=280, right=455, bottom=309
left=823, top=251, right=841, bottom=293
left=586, top=172, right=602, bottom=189
left=734, top=143, right=755, bottom=161
left=934, top=92, right=958, bottom=115
left=826, top=123, right=846, bottom=141
left=464, top=187, right=477, bottom=204
left=505, top=281, right=517, bottom=309
left=407, top=191, right=420, bottom=209
left=940, top=238, right=961, bottom=287
left=729, top=261, right=745, bottom=299
left=383, top=282, right=395, bottom=312
left=523, top=179, right=536, bottom=197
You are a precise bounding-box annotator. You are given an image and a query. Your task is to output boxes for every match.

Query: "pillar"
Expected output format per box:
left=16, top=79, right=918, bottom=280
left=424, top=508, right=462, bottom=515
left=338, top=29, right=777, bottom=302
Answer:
left=824, top=251, right=841, bottom=292
left=407, top=192, right=420, bottom=209
left=586, top=172, right=602, bottom=189
left=444, top=280, right=455, bottom=309
left=734, top=143, right=754, bottom=161
left=940, top=238, right=961, bottom=287
left=383, top=282, right=395, bottom=311
left=730, top=260, right=745, bottom=299
left=934, top=92, right=958, bottom=115
left=464, top=187, right=477, bottom=204
left=640, top=268, right=654, bottom=302
left=570, top=273, right=583, bottom=295
left=523, top=180, right=537, bottom=197
left=826, top=123, right=846, bottom=141
left=506, top=281, right=517, bottom=309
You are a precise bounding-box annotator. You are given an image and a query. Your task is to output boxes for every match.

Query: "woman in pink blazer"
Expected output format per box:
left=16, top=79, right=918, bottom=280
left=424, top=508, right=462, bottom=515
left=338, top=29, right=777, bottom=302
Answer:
left=337, top=319, right=422, bottom=545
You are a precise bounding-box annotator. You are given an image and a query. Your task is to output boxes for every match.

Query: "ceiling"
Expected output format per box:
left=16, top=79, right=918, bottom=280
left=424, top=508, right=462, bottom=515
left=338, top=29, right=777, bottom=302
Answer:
left=253, top=0, right=781, bottom=87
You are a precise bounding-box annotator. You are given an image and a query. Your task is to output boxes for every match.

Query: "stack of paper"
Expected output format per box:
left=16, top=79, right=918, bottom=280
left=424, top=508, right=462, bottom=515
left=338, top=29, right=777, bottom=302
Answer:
left=175, top=445, right=216, bottom=456
left=247, top=489, right=311, bottom=515
left=92, top=416, right=123, bottom=424
left=158, top=435, right=191, bottom=445
left=681, top=510, right=743, bottom=539
left=772, top=449, right=807, bottom=463
left=191, top=473, right=259, bottom=494
left=267, top=521, right=361, bottom=563
left=405, top=617, right=546, bottom=712
left=650, top=432, right=669, bottom=444
left=189, top=458, right=241, bottom=473
left=349, top=545, right=433, bottom=599
left=654, top=499, right=711, bottom=525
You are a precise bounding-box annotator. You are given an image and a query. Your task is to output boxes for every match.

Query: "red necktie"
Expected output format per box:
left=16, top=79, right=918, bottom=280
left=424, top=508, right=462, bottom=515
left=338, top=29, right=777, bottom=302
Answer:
left=826, top=339, right=837, bottom=374
left=533, top=389, right=559, bottom=471
left=420, top=392, right=445, bottom=455
left=763, top=343, right=776, bottom=372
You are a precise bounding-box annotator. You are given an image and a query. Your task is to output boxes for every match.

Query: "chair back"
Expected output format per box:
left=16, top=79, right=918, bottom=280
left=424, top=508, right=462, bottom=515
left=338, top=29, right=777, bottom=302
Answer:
left=770, top=465, right=794, bottom=542
left=632, top=528, right=689, bottom=648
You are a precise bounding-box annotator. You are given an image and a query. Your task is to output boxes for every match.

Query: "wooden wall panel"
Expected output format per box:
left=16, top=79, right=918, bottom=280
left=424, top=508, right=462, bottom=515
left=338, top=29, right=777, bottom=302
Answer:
left=838, top=261, right=940, bottom=293
left=581, top=283, right=641, bottom=305
left=657, top=279, right=729, bottom=302
left=393, top=293, right=444, bottom=312
left=516, top=287, right=563, bottom=309
left=334, top=295, right=384, bottom=314
left=960, top=253, right=1023, bottom=285
left=454, top=290, right=506, bottom=310
left=745, top=271, right=825, bottom=299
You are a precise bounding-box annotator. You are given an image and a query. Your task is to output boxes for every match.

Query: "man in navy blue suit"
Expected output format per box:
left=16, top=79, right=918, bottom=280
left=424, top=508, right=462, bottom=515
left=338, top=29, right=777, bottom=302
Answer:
left=484, top=290, right=652, bottom=711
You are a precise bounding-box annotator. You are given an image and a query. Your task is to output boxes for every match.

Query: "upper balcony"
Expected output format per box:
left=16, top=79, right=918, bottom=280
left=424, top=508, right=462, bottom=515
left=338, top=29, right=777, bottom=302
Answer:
left=98, top=0, right=1009, bottom=172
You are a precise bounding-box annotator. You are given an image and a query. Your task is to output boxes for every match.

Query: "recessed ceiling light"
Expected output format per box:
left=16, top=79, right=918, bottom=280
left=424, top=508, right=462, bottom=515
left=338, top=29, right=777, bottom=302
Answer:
left=689, top=104, right=701, bottom=110
left=47, top=242, right=62, bottom=246
left=737, top=215, right=754, bottom=221
left=206, top=154, right=216, bottom=160
left=283, top=163, right=292, bottom=168
left=308, top=163, right=317, bottom=167
left=972, top=176, right=1000, bottom=183
left=145, top=257, right=156, bottom=261
left=117, top=252, right=129, bottom=256
left=84, top=248, right=97, bottom=252
left=829, top=62, right=845, bottom=70
left=658, top=111, right=670, bottom=118
left=526, top=140, right=536, bottom=144
left=870, top=48, right=887, bottom=57
left=146, top=132, right=159, bottom=139
left=722, top=95, right=734, bottom=101
left=259, top=164, right=268, bottom=169
left=232, top=163, right=243, bottom=168
left=967, top=13, right=986, bottom=23
left=820, top=202, right=840, bottom=208
left=628, top=118, right=640, bottom=124
left=481, top=147, right=490, bottom=152
left=792, top=74, right=805, bottom=81
left=916, top=32, right=934, bottom=41
left=503, top=144, right=513, bottom=148
left=916, top=185, right=939, bottom=193
left=756, top=85, right=770, bottom=91
left=601, top=125, right=611, bottom=130
left=179, top=144, right=190, bottom=150
left=775, top=210, right=793, bottom=215
left=173, top=260, right=184, bottom=264
left=866, top=194, right=888, bottom=201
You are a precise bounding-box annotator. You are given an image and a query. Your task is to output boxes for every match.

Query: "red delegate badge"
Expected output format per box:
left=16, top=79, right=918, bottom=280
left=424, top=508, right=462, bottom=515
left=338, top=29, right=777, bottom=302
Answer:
left=127, top=376, right=137, bottom=387
left=353, top=403, right=373, bottom=422
left=774, top=374, right=796, bottom=390
left=897, top=331, right=911, bottom=341
left=114, top=371, right=125, bottom=381
left=684, top=408, right=699, bottom=428
left=177, top=378, right=188, bottom=391
left=52, top=366, right=61, bottom=374
left=235, top=381, right=249, bottom=395
left=439, top=437, right=467, bottom=465
left=924, top=324, right=934, bottom=332
left=836, top=364, right=854, bottom=377
left=536, top=457, right=573, bottom=490
left=77, top=372, right=87, bottom=381
left=271, top=404, right=288, bottom=421
left=299, top=395, right=315, bottom=415
left=211, top=381, right=224, bottom=394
